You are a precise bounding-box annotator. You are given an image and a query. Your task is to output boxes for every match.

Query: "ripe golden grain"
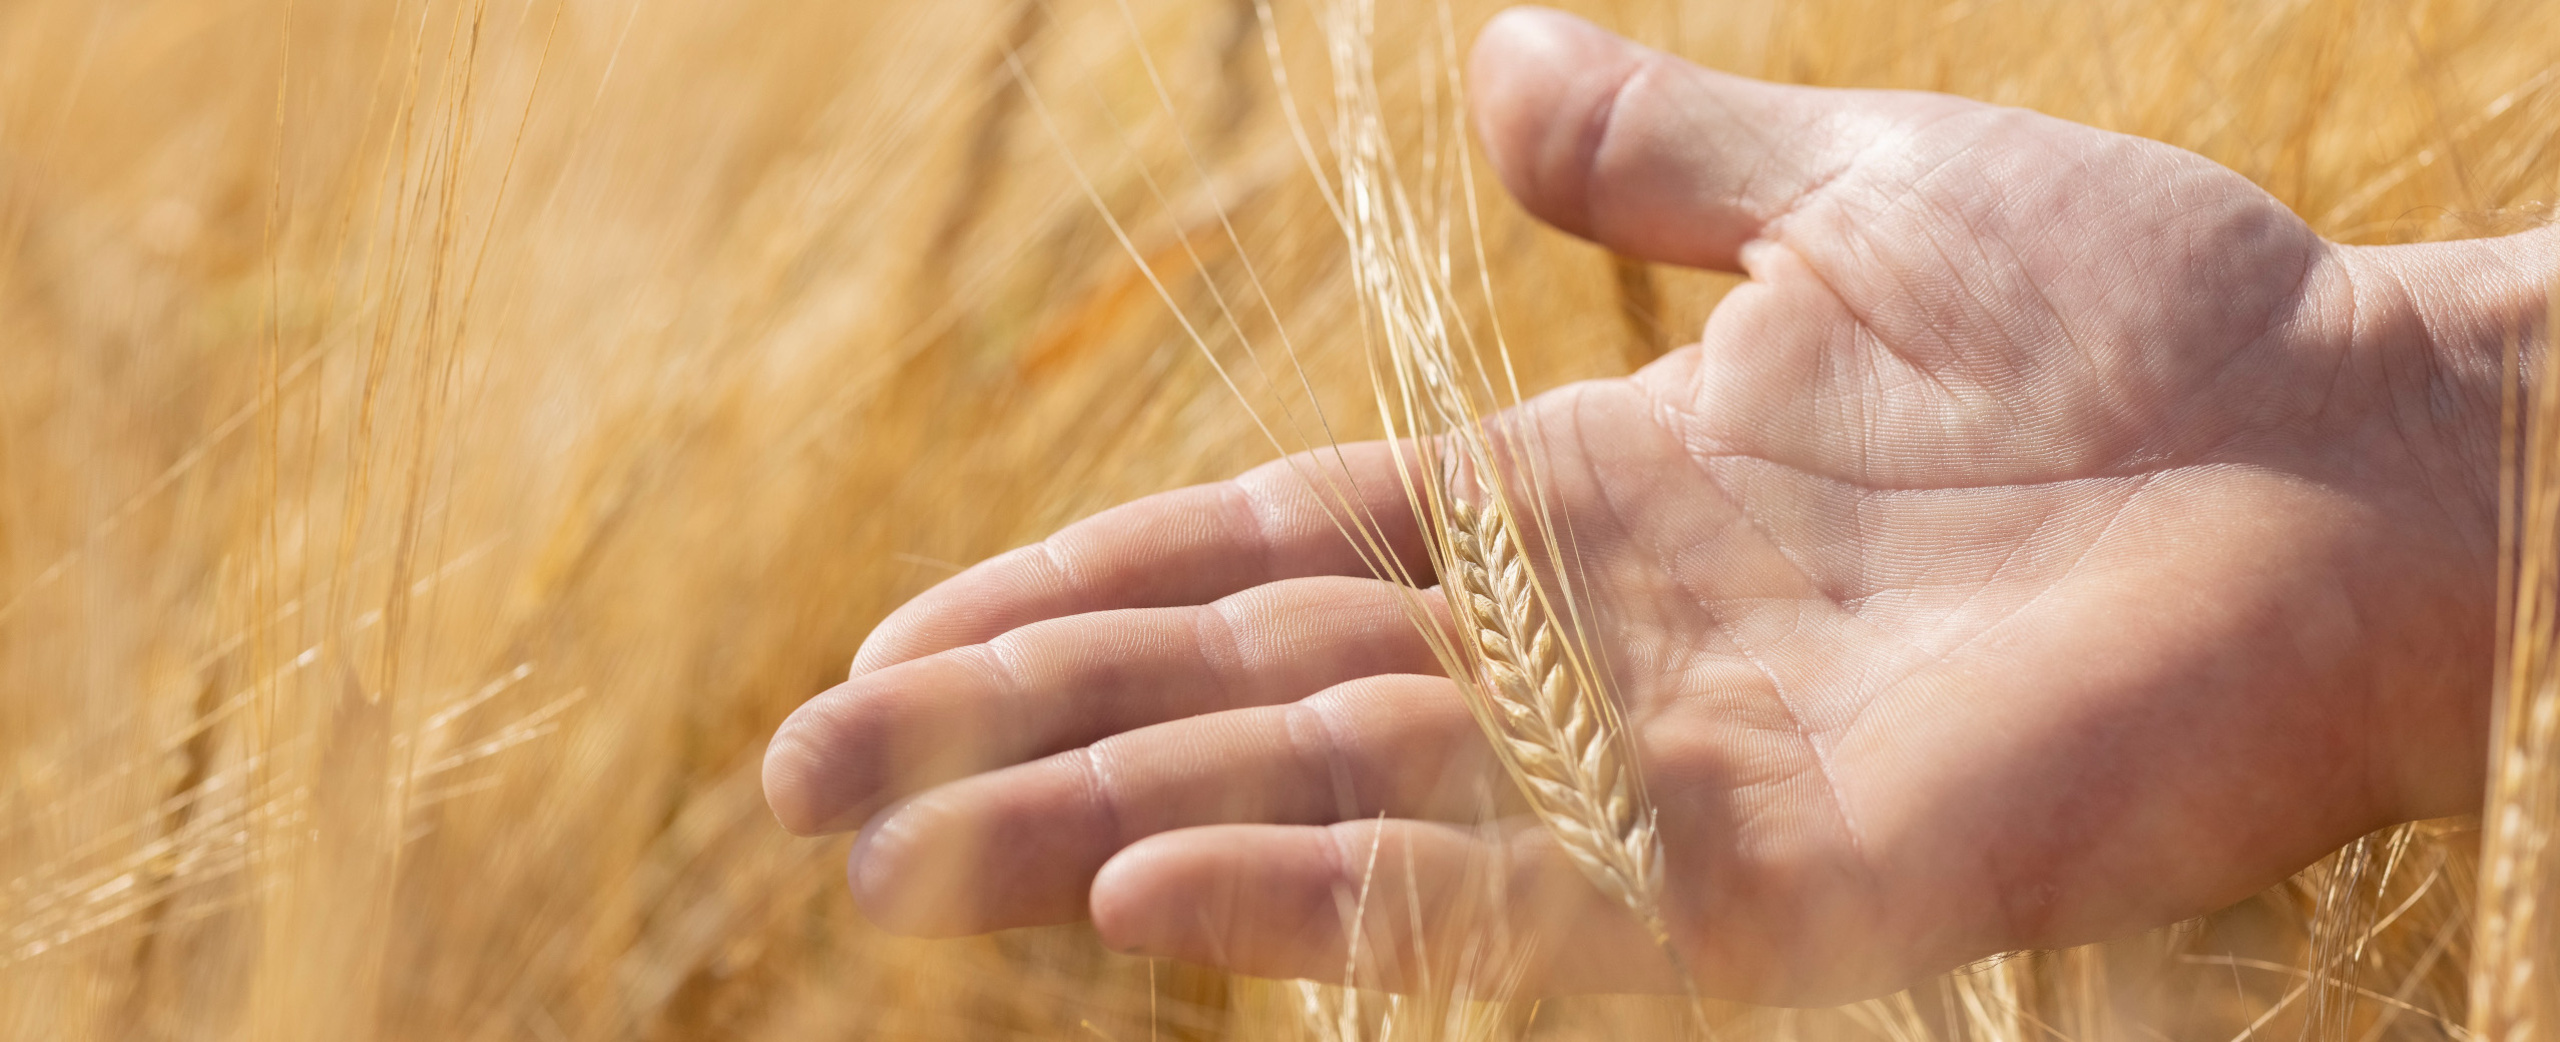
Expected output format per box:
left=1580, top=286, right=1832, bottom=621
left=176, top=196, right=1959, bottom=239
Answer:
left=1444, top=493, right=1664, bottom=940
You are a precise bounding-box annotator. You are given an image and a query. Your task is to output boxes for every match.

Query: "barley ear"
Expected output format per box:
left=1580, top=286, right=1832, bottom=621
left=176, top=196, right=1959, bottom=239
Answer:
left=1442, top=482, right=1667, bottom=944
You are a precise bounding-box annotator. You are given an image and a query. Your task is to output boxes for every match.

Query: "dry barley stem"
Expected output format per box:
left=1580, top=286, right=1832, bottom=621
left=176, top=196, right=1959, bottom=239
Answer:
left=2475, top=285, right=2560, bottom=1042
left=1945, top=956, right=2032, bottom=1042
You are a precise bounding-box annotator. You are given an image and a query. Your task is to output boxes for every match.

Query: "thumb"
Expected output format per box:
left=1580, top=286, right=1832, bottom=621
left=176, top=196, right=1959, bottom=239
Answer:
left=1468, top=6, right=1893, bottom=272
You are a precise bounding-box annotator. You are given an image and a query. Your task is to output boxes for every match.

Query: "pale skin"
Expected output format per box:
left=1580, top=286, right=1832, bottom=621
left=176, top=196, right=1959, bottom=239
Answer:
left=763, top=6, right=2560, bottom=1005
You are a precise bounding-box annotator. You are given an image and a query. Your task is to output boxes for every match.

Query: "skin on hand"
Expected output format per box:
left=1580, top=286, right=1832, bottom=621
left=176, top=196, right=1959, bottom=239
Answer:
left=762, top=5, right=2560, bottom=1005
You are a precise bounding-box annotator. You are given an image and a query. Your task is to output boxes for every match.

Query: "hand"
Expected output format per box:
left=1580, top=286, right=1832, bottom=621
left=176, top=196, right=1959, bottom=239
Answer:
left=763, top=6, right=2559, bottom=1003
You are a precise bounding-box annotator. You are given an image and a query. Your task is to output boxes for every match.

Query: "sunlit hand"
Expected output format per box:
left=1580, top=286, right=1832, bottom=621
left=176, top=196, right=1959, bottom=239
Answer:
left=763, top=6, right=2558, bottom=1003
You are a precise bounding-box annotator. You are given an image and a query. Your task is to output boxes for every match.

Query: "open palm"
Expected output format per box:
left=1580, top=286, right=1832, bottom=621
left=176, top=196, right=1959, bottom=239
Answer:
left=765, top=7, right=2555, bottom=1003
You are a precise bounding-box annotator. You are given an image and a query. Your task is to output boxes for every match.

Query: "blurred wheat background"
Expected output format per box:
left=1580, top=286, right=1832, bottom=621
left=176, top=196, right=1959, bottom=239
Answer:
left=2, top=0, right=2555, bottom=1038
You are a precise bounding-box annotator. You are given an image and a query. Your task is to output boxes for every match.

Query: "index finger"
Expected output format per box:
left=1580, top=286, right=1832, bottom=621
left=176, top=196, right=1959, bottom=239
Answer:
left=852, top=439, right=1433, bottom=676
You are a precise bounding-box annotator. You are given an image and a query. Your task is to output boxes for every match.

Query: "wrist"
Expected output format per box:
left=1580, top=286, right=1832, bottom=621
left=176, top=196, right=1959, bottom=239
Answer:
left=2337, top=224, right=2559, bottom=822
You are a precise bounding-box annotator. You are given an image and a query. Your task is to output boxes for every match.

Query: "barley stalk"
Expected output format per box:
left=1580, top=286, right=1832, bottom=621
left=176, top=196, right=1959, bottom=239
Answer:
left=1291, top=0, right=1679, bottom=970
left=2475, top=288, right=2560, bottom=1042
left=1292, top=0, right=1675, bottom=958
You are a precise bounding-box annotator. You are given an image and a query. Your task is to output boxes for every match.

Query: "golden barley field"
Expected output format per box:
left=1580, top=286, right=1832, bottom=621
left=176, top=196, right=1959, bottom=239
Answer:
left=4, top=0, right=2558, bottom=1038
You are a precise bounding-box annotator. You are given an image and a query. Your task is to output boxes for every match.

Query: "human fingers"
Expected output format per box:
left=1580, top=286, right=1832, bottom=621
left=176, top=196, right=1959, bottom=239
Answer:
left=765, top=575, right=1444, bottom=835
left=1088, top=817, right=1682, bottom=996
left=844, top=674, right=1497, bottom=936
left=850, top=440, right=1432, bottom=677
left=1469, top=6, right=1950, bottom=272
